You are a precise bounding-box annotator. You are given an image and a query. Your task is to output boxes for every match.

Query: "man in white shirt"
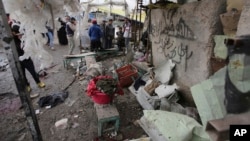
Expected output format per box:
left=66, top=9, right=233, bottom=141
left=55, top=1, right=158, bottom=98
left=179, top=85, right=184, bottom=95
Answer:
left=123, top=17, right=131, bottom=49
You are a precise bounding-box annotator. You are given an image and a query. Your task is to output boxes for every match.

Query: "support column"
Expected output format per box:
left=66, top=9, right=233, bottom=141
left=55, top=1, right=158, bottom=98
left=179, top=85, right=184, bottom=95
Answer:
left=0, top=1, right=43, bottom=141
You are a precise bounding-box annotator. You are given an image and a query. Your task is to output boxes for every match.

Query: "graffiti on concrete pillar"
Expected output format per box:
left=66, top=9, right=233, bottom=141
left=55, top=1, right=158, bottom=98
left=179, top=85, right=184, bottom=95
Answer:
left=152, top=14, right=195, bottom=71
left=165, top=43, right=193, bottom=71
left=155, top=36, right=174, bottom=52
left=170, top=17, right=196, bottom=40
left=151, top=21, right=164, bottom=37
left=151, top=14, right=196, bottom=40
left=154, top=36, right=193, bottom=71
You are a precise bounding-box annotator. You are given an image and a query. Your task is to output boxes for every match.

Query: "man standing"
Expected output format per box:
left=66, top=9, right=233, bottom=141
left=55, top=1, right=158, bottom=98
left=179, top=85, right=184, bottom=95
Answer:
left=116, top=26, right=125, bottom=51
left=123, top=17, right=131, bottom=49
left=88, top=19, right=102, bottom=52
left=105, top=19, right=115, bottom=49
left=12, top=25, right=46, bottom=92
left=100, top=19, right=107, bottom=49
left=65, top=16, right=76, bottom=55
left=45, top=21, right=54, bottom=50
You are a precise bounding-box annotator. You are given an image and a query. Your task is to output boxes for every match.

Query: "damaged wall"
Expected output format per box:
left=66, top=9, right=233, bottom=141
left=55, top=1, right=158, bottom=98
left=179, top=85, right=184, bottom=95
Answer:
left=148, top=0, right=226, bottom=104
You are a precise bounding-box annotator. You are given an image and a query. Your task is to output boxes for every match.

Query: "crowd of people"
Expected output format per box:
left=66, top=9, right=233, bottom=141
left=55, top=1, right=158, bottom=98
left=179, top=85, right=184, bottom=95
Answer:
left=54, top=16, right=131, bottom=54
left=6, top=13, right=133, bottom=95
left=87, top=17, right=131, bottom=52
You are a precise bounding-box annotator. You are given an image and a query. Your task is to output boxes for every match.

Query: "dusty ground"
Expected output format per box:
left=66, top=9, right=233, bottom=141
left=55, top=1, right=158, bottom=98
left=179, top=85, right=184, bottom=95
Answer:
left=0, top=41, right=145, bottom=141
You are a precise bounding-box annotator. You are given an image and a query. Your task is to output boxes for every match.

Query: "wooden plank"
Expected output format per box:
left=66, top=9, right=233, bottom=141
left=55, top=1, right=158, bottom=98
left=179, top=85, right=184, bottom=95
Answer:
left=63, top=52, right=96, bottom=58
left=95, top=103, right=119, bottom=120
left=96, top=48, right=119, bottom=55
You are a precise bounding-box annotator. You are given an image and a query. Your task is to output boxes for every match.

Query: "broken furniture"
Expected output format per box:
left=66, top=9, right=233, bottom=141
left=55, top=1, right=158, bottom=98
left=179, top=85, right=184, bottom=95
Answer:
left=95, top=103, right=120, bottom=137
left=63, top=52, right=96, bottom=69
left=115, top=64, right=139, bottom=87
left=136, top=86, right=161, bottom=110
left=206, top=112, right=250, bottom=141
left=128, top=60, right=177, bottom=110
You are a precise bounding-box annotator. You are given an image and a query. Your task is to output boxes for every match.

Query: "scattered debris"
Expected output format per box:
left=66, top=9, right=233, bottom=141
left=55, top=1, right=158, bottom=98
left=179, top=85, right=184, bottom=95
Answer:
left=139, top=110, right=209, bottom=141
left=153, top=59, right=175, bottom=84
left=133, top=120, right=140, bottom=127
left=73, top=114, right=79, bottom=118
left=85, top=63, right=103, bottom=77
left=38, top=91, right=69, bottom=108
left=206, top=112, right=250, bottom=141
left=30, top=93, right=39, bottom=99
left=115, top=64, right=139, bottom=88
left=71, top=122, right=80, bottom=129
left=55, top=118, right=68, bottom=129
left=191, top=67, right=227, bottom=127
left=111, top=131, right=117, bottom=137
left=134, top=51, right=144, bottom=61
left=64, top=98, right=76, bottom=107
left=0, top=58, right=8, bottom=72
left=155, top=83, right=179, bottom=98
left=78, top=76, right=85, bottom=81
left=35, top=109, right=40, bottom=115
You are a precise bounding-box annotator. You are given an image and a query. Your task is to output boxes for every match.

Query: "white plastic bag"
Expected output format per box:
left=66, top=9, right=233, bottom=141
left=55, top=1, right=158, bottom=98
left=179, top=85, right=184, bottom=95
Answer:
left=155, top=83, right=179, bottom=99
left=154, top=59, right=175, bottom=84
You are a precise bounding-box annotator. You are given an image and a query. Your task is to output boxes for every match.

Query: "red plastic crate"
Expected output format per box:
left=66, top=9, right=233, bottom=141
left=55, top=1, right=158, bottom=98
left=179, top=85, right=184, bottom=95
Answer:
left=116, top=64, right=138, bottom=87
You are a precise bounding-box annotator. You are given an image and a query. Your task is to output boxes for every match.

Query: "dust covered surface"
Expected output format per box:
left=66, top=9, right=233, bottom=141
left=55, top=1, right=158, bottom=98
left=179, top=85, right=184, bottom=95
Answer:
left=0, top=44, right=145, bottom=141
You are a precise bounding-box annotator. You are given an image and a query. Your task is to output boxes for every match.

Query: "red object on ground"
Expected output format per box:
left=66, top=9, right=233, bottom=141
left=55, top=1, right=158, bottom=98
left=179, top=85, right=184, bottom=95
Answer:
left=87, top=76, right=124, bottom=104
left=116, top=64, right=138, bottom=87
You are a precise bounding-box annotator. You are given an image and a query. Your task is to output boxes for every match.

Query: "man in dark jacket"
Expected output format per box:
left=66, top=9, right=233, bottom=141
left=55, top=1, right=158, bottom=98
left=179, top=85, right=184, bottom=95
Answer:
left=88, top=19, right=103, bottom=52
left=100, top=19, right=107, bottom=49
left=105, top=19, right=115, bottom=49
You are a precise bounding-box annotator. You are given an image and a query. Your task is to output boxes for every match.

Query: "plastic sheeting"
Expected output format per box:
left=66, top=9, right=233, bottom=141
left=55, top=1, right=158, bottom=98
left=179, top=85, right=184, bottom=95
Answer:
left=153, top=59, right=175, bottom=84
left=139, top=110, right=209, bottom=141
left=191, top=67, right=227, bottom=128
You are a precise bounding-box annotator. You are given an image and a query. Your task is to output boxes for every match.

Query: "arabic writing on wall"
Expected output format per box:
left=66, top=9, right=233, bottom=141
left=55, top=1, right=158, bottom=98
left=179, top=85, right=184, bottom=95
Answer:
left=151, top=13, right=195, bottom=71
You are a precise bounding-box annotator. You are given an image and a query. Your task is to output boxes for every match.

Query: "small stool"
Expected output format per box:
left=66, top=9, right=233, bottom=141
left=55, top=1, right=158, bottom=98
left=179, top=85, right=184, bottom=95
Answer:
left=94, top=103, right=120, bottom=137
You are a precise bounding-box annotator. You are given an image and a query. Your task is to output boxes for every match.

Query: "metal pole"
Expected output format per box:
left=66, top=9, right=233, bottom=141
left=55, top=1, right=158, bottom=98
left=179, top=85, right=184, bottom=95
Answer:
left=0, top=1, right=43, bottom=141
left=148, top=1, right=153, bottom=66
left=134, top=0, right=139, bottom=46
left=138, top=0, right=142, bottom=44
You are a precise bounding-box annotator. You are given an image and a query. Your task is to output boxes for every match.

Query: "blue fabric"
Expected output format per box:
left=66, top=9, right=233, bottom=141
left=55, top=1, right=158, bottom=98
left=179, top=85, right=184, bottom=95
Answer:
left=88, top=24, right=102, bottom=41
left=47, top=31, right=54, bottom=47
